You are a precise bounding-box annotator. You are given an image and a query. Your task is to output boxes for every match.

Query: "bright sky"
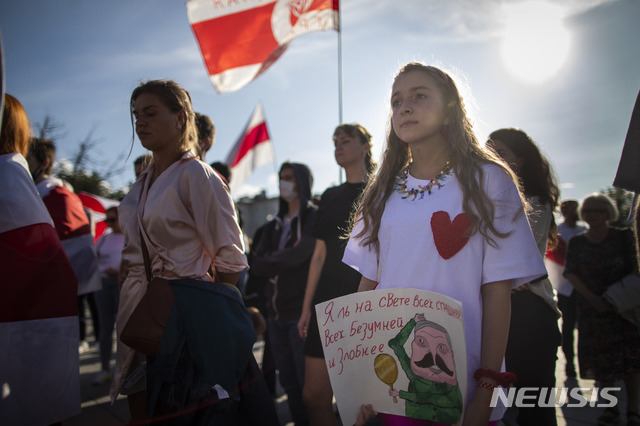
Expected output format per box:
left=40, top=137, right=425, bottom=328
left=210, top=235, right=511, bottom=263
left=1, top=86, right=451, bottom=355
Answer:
left=1, top=0, right=639, bottom=202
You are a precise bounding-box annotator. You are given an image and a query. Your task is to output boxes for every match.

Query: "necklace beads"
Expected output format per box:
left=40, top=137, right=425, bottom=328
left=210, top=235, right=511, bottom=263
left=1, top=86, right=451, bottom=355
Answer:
left=395, top=161, right=452, bottom=201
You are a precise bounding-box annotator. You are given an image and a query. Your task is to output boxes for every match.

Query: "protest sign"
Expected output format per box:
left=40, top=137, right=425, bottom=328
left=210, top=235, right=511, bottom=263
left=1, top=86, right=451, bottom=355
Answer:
left=316, top=287, right=466, bottom=426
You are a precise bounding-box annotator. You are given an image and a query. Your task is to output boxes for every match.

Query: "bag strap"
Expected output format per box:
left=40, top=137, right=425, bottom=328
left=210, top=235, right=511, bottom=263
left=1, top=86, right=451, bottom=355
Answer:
left=138, top=175, right=154, bottom=283
left=139, top=229, right=154, bottom=282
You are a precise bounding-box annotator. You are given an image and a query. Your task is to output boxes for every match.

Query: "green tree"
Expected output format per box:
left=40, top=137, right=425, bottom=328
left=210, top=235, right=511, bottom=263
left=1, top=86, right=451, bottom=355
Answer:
left=35, top=115, right=128, bottom=200
left=603, top=186, right=634, bottom=228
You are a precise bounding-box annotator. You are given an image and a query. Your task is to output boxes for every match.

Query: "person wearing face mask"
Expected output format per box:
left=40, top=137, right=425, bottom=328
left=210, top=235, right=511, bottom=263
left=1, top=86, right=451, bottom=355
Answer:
left=250, top=162, right=317, bottom=426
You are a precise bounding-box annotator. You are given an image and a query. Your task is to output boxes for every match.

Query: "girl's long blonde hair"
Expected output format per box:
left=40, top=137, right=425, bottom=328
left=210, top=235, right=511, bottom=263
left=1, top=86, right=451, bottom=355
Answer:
left=350, top=62, right=525, bottom=253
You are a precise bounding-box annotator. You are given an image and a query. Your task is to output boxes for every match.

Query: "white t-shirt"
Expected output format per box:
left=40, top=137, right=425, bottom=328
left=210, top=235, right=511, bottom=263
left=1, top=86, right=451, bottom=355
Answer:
left=557, top=222, right=587, bottom=243
left=96, top=230, right=125, bottom=275
left=548, top=221, right=587, bottom=296
left=343, top=163, right=545, bottom=420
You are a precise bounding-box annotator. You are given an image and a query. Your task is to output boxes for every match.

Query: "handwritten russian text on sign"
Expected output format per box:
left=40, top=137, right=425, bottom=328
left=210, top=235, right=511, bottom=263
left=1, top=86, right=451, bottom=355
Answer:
left=316, top=288, right=466, bottom=426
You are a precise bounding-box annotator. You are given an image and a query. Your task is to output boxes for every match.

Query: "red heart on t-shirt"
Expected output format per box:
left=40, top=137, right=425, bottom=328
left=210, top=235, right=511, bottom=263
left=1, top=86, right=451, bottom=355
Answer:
left=430, top=211, right=471, bottom=260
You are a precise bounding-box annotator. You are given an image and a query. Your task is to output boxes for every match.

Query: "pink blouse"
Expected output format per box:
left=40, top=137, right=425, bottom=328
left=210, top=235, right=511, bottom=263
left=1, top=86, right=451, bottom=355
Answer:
left=111, top=151, right=247, bottom=401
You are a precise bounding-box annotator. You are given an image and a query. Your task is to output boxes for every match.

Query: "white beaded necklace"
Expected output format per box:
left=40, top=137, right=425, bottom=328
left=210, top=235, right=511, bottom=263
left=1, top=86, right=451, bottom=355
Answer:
left=395, top=161, right=452, bottom=201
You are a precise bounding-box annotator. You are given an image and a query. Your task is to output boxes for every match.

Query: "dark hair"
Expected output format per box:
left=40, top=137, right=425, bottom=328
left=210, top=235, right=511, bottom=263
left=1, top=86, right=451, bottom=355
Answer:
left=488, top=128, right=559, bottom=246
left=1, top=94, right=31, bottom=156
left=333, top=123, right=377, bottom=175
left=28, top=137, right=56, bottom=175
left=560, top=199, right=578, bottom=209
left=195, top=112, right=215, bottom=144
left=130, top=80, right=197, bottom=154
left=210, top=161, right=231, bottom=182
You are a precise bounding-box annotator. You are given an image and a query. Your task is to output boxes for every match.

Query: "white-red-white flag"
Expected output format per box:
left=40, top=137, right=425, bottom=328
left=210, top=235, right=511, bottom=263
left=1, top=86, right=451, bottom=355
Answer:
left=78, top=192, right=120, bottom=242
left=0, top=153, right=80, bottom=425
left=544, top=238, right=573, bottom=296
left=187, top=0, right=339, bottom=93
left=225, top=103, right=275, bottom=194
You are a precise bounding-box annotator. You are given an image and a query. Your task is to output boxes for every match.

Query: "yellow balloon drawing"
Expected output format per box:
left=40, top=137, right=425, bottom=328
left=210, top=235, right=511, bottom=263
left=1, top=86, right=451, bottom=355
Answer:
left=374, top=353, right=398, bottom=403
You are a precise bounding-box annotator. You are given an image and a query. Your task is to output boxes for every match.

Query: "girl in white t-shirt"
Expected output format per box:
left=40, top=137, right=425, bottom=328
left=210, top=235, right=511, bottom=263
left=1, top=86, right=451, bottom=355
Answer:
left=343, top=63, right=545, bottom=426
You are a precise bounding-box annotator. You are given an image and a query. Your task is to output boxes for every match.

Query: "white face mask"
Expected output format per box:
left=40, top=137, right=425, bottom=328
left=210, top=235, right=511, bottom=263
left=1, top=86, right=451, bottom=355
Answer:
left=279, top=180, right=298, bottom=202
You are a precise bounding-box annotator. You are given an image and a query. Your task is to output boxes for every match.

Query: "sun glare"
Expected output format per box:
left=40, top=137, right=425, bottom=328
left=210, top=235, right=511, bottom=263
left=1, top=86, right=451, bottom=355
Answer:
left=500, top=1, right=572, bottom=85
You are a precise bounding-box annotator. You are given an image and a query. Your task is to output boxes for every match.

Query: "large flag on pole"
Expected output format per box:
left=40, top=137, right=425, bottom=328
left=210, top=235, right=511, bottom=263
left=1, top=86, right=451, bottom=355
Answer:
left=186, top=0, right=339, bottom=93
left=225, top=103, right=274, bottom=194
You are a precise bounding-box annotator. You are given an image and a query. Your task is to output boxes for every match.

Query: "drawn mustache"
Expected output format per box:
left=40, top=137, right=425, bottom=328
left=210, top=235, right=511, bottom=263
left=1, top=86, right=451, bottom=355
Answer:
left=414, top=352, right=454, bottom=376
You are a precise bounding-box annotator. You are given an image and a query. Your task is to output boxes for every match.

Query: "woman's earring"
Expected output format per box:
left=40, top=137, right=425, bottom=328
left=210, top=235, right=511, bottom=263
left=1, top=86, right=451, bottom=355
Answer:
left=176, top=123, right=182, bottom=129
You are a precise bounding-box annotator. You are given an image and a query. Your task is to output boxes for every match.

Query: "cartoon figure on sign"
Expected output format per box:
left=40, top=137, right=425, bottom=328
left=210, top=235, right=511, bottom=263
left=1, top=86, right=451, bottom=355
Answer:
left=384, top=313, right=463, bottom=423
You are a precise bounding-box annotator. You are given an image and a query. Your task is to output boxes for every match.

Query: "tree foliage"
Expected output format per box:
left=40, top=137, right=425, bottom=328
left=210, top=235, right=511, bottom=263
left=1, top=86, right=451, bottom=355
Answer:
left=603, top=186, right=634, bottom=228
left=36, top=114, right=129, bottom=200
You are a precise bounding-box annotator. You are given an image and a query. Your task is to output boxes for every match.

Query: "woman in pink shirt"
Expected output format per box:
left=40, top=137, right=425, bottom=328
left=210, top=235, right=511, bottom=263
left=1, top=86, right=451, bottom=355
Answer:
left=110, top=80, right=252, bottom=423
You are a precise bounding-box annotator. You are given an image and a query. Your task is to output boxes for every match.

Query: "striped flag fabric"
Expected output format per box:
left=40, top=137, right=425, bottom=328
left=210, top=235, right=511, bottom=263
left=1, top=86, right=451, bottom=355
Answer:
left=0, top=153, right=80, bottom=425
left=187, top=0, right=339, bottom=93
left=544, top=238, right=573, bottom=296
left=225, top=103, right=275, bottom=194
left=78, top=191, right=120, bottom=242
left=36, top=177, right=102, bottom=296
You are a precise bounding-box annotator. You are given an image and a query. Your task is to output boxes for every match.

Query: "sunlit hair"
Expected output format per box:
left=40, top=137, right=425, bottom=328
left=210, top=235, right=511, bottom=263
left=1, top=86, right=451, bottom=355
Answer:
left=333, top=123, right=377, bottom=176
left=350, top=62, right=523, bottom=252
left=580, top=193, right=619, bottom=223
left=1, top=94, right=32, bottom=156
left=29, top=137, right=56, bottom=175
left=130, top=80, right=198, bottom=155
left=487, top=128, right=559, bottom=247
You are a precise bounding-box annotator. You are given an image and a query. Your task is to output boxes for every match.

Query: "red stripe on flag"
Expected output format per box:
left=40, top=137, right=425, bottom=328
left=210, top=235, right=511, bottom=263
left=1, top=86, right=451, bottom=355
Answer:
left=545, top=237, right=567, bottom=265
left=230, top=122, right=270, bottom=167
left=311, top=0, right=339, bottom=12
left=43, top=186, right=91, bottom=241
left=77, top=192, right=106, bottom=214
left=0, top=223, right=78, bottom=323
left=191, top=3, right=278, bottom=75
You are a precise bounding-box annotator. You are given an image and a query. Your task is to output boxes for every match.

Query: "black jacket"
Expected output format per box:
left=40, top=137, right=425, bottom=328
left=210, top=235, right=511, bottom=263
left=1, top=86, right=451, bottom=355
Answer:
left=250, top=163, right=317, bottom=321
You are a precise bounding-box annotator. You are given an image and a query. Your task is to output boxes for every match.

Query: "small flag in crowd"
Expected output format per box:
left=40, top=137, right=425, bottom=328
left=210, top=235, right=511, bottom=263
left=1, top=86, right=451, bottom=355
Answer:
left=186, top=0, right=339, bottom=93
left=544, top=238, right=572, bottom=296
left=77, top=192, right=119, bottom=242
left=225, top=103, right=275, bottom=194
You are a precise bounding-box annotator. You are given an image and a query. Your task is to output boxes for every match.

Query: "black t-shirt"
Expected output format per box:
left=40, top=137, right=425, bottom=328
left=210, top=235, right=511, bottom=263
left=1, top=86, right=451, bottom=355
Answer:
left=312, top=181, right=366, bottom=303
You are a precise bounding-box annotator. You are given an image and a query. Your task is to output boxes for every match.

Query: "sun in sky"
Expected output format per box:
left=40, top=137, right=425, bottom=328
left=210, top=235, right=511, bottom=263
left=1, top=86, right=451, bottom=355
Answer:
left=499, top=0, right=573, bottom=85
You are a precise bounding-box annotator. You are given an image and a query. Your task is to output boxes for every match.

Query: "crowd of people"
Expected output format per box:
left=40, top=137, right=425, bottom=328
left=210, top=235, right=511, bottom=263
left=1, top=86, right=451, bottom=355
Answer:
left=1, top=61, right=639, bottom=426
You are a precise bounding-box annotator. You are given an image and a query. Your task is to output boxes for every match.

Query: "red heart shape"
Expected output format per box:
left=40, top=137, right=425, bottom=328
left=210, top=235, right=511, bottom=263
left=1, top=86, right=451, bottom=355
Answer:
left=430, top=211, right=472, bottom=260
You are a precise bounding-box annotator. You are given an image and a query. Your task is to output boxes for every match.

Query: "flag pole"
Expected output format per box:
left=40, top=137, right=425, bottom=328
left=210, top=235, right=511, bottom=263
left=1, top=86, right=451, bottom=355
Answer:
left=337, top=0, right=344, bottom=183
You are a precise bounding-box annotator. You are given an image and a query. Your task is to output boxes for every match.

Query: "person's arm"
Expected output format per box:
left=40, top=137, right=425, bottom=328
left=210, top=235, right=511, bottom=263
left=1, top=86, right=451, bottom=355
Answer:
left=189, top=167, right=248, bottom=278
left=563, top=236, right=613, bottom=313
left=565, top=272, right=612, bottom=313
left=357, top=276, right=377, bottom=292
left=260, top=232, right=317, bottom=270
left=216, top=270, right=241, bottom=286
left=298, top=239, right=326, bottom=339
left=462, top=279, right=511, bottom=426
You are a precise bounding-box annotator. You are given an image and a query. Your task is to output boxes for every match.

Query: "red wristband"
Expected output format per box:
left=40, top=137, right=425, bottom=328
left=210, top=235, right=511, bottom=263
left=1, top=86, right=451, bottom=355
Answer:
left=473, top=368, right=517, bottom=387
left=476, top=380, right=496, bottom=391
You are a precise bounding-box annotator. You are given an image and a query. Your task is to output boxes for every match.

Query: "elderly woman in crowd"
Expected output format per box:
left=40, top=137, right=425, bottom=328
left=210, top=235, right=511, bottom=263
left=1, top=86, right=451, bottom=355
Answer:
left=565, top=193, right=640, bottom=426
